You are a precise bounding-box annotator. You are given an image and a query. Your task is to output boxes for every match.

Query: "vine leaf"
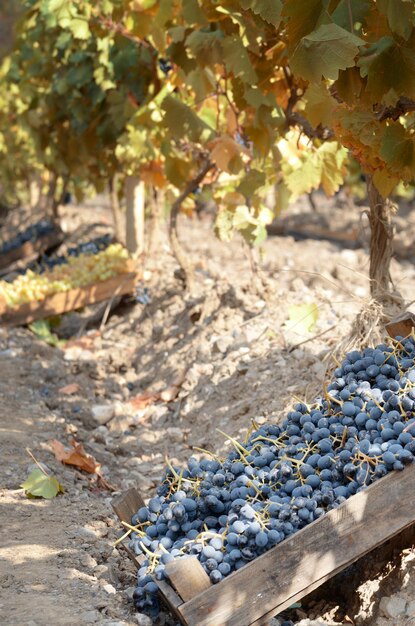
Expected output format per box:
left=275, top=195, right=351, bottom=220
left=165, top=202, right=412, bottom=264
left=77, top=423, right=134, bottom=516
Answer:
left=377, top=0, right=414, bottom=40
left=290, top=23, right=363, bottom=82
left=222, top=35, right=258, bottom=84
left=21, top=469, right=64, bottom=500
left=162, top=95, right=213, bottom=141
left=240, top=0, right=283, bottom=26
left=358, top=37, right=415, bottom=101
left=209, top=135, right=249, bottom=172
left=286, top=303, right=319, bottom=334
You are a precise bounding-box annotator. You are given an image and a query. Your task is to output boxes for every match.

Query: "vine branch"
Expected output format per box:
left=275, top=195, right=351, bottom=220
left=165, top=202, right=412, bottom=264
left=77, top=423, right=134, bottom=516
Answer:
left=169, top=161, right=215, bottom=292
left=375, top=97, right=415, bottom=122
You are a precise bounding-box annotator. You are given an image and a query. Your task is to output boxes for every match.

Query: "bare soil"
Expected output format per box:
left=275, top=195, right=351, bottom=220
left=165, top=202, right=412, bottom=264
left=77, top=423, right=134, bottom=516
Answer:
left=1, top=192, right=415, bottom=626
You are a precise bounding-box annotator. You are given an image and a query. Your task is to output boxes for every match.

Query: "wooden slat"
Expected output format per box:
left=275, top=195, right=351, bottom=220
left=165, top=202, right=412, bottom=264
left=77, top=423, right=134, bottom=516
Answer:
left=0, top=229, right=63, bottom=270
left=385, top=312, right=415, bottom=339
left=157, top=579, right=185, bottom=618
left=179, top=463, right=415, bottom=626
left=0, top=270, right=138, bottom=326
left=112, top=488, right=145, bottom=523
left=112, top=488, right=184, bottom=619
left=267, top=224, right=360, bottom=246
left=165, top=556, right=211, bottom=602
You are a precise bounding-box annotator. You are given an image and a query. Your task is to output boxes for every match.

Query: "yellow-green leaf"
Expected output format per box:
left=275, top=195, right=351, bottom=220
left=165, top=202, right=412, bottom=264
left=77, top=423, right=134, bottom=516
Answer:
left=222, top=36, right=258, bottom=84
left=21, top=469, right=64, bottom=500
left=286, top=303, right=319, bottom=333
left=162, top=95, right=213, bottom=142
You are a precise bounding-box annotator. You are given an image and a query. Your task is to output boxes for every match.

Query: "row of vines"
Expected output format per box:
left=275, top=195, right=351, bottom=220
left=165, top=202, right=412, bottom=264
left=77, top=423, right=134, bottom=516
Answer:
left=1, top=0, right=415, bottom=300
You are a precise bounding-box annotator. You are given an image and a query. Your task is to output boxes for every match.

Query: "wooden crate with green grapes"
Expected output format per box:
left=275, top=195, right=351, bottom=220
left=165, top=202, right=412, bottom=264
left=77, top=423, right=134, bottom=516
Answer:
left=0, top=243, right=139, bottom=326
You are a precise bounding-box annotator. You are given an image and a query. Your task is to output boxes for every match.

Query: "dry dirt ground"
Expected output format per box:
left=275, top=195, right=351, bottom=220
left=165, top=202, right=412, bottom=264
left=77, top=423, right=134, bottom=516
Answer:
left=1, top=193, right=415, bottom=626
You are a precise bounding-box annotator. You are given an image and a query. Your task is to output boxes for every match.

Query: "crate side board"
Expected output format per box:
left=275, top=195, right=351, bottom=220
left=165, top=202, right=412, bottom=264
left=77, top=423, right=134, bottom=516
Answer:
left=0, top=271, right=138, bottom=326
left=179, top=462, right=415, bottom=626
left=164, top=556, right=211, bottom=601
left=111, top=488, right=185, bottom=622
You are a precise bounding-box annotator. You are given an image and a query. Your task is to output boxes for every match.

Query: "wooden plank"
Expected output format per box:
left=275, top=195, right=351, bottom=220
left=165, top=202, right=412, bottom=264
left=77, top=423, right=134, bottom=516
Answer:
left=179, top=463, right=415, bottom=626
left=157, top=579, right=185, bottom=619
left=112, top=488, right=145, bottom=524
left=164, top=556, right=211, bottom=602
left=0, top=270, right=138, bottom=326
left=0, top=229, right=63, bottom=270
left=112, top=488, right=184, bottom=619
left=385, top=312, right=415, bottom=339
left=267, top=224, right=360, bottom=246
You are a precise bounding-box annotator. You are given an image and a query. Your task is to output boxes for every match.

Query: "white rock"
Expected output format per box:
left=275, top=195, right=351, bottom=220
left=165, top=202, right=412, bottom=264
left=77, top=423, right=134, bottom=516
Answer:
left=0, top=349, right=17, bottom=358
left=134, top=614, right=153, bottom=626
left=379, top=595, right=407, bottom=618
left=91, top=404, right=115, bottom=425
left=103, top=583, right=116, bottom=595
left=212, top=335, right=233, bottom=354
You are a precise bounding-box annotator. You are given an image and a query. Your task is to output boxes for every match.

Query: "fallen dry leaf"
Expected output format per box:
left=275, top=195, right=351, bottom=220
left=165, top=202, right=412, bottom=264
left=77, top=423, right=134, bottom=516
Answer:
left=59, top=383, right=80, bottom=395
left=130, top=391, right=159, bottom=410
left=130, top=369, right=188, bottom=408
left=50, top=439, right=100, bottom=474
left=63, top=331, right=100, bottom=351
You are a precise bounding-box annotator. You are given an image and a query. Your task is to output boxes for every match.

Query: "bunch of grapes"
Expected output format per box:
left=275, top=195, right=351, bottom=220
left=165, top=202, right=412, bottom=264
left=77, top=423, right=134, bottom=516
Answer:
left=0, top=219, right=55, bottom=255
left=127, top=336, right=415, bottom=616
left=33, top=234, right=113, bottom=274
left=0, top=243, right=130, bottom=307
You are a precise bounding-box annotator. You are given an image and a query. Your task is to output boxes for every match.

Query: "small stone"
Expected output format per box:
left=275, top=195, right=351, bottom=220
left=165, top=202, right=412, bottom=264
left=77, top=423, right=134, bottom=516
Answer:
left=92, top=425, right=109, bottom=443
left=94, top=564, right=109, bottom=578
left=75, top=528, right=97, bottom=542
left=108, top=415, right=132, bottom=433
left=379, top=596, right=407, bottom=618
left=80, top=554, right=98, bottom=569
left=406, top=600, right=415, bottom=617
left=91, top=404, right=115, bottom=425
left=212, top=335, right=233, bottom=354
left=80, top=610, right=100, bottom=623
left=166, top=427, right=184, bottom=443
left=125, top=586, right=135, bottom=601
left=0, top=348, right=17, bottom=358
left=27, top=462, right=49, bottom=475
left=236, top=362, right=249, bottom=374
left=103, top=583, right=117, bottom=595
left=134, top=614, right=153, bottom=626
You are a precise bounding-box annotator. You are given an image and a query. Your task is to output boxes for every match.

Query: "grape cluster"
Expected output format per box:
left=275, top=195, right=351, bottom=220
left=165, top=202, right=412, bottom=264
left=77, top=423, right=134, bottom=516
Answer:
left=0, top=219, right=55, bottom=255
left=128, top=336, right=415, bottom=617
left=33, top=235, right=113, bottom=273
left=0, top=243, right=130, bottom=307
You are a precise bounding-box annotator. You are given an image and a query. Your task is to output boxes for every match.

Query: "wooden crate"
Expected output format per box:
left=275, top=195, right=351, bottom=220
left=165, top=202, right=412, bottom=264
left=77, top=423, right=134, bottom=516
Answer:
left=0, top=268, right=139, bottom=326
left=0, top=228, right=64, bottom=271
left=113, top=465, right=415, bottom=626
